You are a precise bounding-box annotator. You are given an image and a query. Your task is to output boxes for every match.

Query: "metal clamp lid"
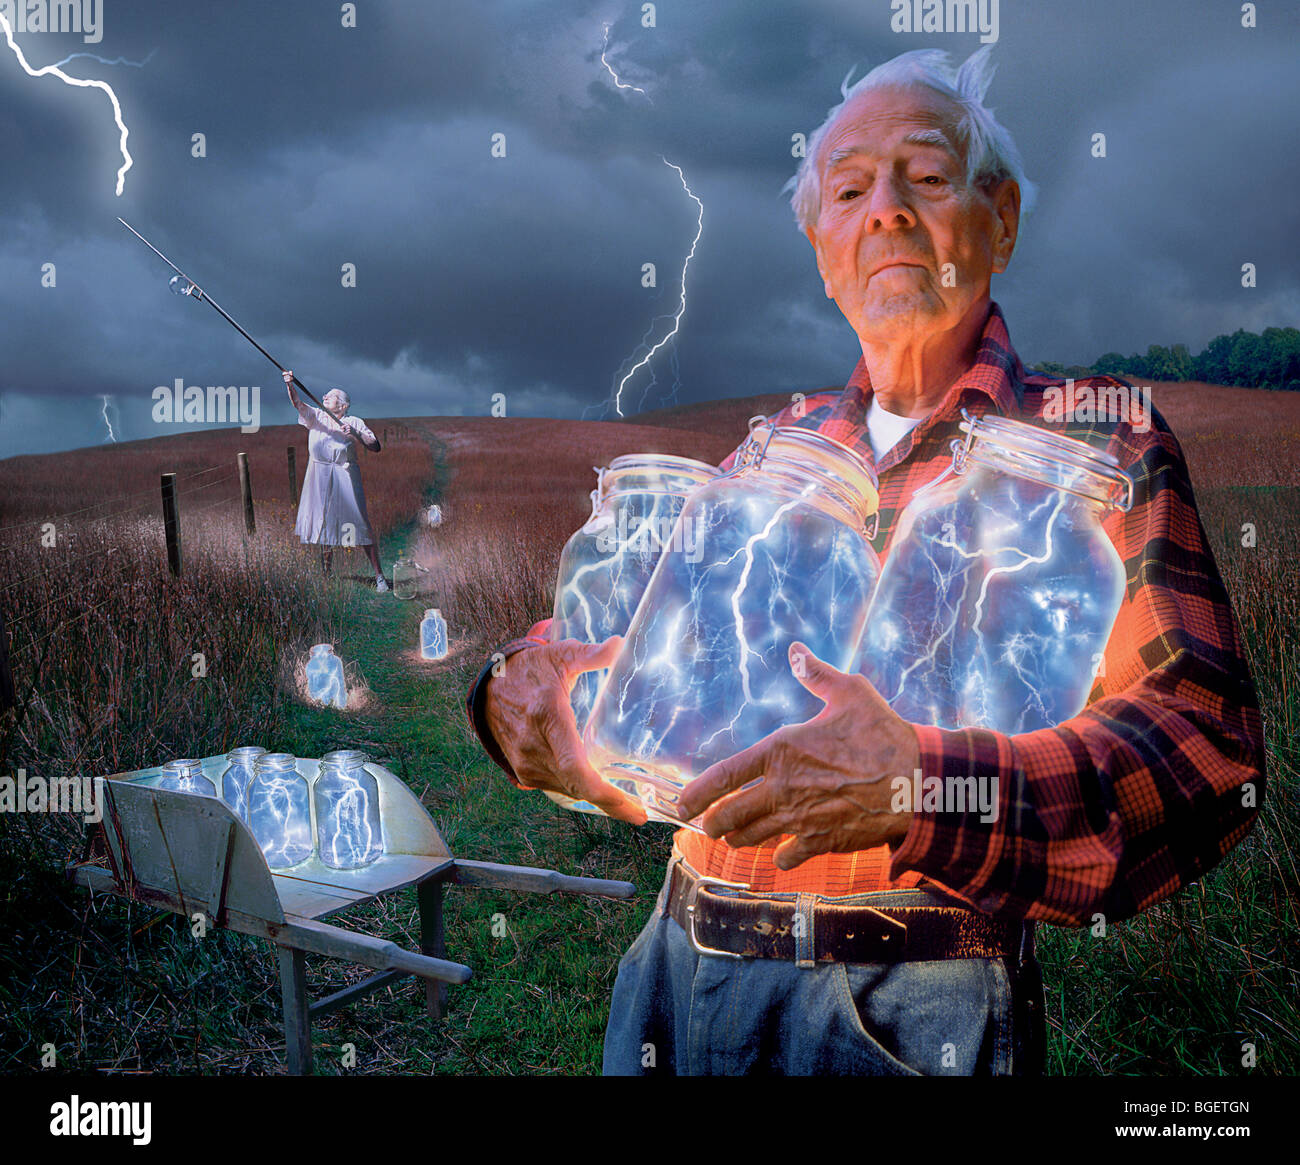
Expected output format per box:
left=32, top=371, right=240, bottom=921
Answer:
left=592, top=456, right=718, bottom=511
left=732, top=417, right=880, bottom=539
left=953, top=408, right=1134, bottom=512
left=743, top=414, right=780, bottom=469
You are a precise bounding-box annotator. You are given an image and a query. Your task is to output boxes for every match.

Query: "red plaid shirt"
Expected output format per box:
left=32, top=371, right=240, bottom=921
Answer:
left=466, top=303, right=1265, bottom=925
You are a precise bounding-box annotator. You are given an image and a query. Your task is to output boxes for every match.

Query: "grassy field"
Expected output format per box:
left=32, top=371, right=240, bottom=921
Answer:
left=0, top=386, right=1296, bottom=1075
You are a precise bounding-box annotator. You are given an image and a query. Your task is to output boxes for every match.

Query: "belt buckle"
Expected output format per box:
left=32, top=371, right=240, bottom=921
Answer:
left=685, top=876, right=749, bottom=960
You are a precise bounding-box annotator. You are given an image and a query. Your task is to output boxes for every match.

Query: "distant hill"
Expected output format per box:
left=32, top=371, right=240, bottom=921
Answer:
left=5, top=379, right=1298, bottom=518
left=625, top=389, right=838, bottom=439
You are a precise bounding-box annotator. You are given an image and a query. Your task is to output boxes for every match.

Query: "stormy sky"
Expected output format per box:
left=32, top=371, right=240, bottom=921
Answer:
left=1, top=0, right=1296, bottom=458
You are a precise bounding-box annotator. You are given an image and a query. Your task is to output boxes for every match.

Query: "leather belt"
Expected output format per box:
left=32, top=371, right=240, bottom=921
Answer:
left=665, top=860, right=1025, bottom=965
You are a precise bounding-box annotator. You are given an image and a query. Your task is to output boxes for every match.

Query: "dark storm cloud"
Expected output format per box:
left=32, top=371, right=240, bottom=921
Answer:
left=1, top=0, right=1296, bottom=457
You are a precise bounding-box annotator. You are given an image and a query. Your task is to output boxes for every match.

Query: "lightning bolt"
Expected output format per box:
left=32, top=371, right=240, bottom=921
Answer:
left=98, top=394, right=117, bottom=442
left=589, top=480, right=874, bottom=807
left=555, top=493, right=696, bottom=730
left=600, top=22, right=650, bottom=100
left=612, top=158, right=702, bottom=417
left=697, top=497, right=804, bottom=753
left=0, top=12, right=134, bottom=196
left=639, top=339, right=683, bottom=413
left=856, top=476, right=1117, bottom=734
left=51, top=49, right=156, bottom=70
left=878, top=493, right=1062, bottom=711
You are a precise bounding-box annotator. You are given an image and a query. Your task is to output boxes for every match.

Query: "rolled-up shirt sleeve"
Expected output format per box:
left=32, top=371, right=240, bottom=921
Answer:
left=294, top=398, right=332, bottom=432
left=292, top=397, right=363, bottom=441
left=344, top=415, right=376, bottom=445
left=889, top=412, right=1266, bottom=926
left=464, top=617, right=554, bottom=785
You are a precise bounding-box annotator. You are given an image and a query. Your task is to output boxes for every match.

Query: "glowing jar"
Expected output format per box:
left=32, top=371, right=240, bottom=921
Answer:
left=420, top=608, right=448, bottom=659
left=156, top=758, right=216, bottom=797
left=305, top=643, right=347, bottom=709
left=583, top=420, right=881, bottom=826
left=246, top=753, right=314, bottom=869
left=853, top=409, right=1133, bottom=734
left=548, top=454, right=719, bottom=816
left=313, top=750, right=384, bottom=869
left=392, top=555, right=418, bottom=600
left=220, top=746, right=266, bottom=821
left=552, top=455, right=720, bottom=727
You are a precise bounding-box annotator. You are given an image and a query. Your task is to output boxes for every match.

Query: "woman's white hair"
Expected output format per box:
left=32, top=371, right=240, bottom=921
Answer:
left=786, top=45, right=1037, bottom=232
left=323, top=387, right=351, bottom=409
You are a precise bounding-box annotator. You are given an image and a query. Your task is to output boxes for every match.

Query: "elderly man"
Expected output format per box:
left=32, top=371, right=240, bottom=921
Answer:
left=464, top=46, right=1264, bottom=1075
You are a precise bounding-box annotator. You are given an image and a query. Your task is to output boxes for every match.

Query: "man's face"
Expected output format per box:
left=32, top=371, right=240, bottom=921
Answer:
left=804, top=83, right=1019, bottom=350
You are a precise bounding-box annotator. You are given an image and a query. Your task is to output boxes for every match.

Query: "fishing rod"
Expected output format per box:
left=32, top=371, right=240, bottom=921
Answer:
left=117, top=217, right=329, bottom=412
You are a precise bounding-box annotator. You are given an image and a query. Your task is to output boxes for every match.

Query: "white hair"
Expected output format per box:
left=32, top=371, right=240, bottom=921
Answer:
left=323, top=387, right=351, bottom=410
left=786, top=45, right=1037, bottom=232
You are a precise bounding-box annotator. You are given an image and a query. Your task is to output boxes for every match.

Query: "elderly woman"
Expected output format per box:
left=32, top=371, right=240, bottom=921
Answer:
left=283, top=370, right=388, bottom=591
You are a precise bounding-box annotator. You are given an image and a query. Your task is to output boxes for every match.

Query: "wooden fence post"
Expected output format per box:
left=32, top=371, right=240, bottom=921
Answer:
left=239, top=452, right=256, bottom=535
left=0, top=613, right=15, bottom=713
left=287, top=446, right=299, bottom=506
left=161, top=472, right=182, bottom=576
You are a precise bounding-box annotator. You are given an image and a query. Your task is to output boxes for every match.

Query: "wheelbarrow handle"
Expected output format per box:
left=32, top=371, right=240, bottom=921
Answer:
left=279, top=917, right=473, bottom=985
left=449, top=859, right=637, bottom=899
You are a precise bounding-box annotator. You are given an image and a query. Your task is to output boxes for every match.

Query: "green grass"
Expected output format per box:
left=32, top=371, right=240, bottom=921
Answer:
left=1, top=463, right=1295, bottom=1076
left=260, top=518, right=675, bottom=1075
left=0, top=432, right=672, bottom=1076
left=1035, top=486, right=1300, bottom=1075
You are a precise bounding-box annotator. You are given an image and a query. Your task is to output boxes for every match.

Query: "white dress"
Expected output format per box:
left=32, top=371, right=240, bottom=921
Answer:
left=293, top=401, right=377, bottom=546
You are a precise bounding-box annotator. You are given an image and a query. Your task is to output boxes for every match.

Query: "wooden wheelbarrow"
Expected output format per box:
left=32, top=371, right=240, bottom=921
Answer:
left=66, top=755, right=635, bottom=1074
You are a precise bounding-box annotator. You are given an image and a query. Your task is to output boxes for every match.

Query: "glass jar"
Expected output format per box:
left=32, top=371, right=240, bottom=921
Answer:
left=547, top=453, right=719, bottom=816
left=220, top=746, right=266, bottom=820
left=552, top=455, right=720, bottom=727
left=305, top=643, right=348, bottom=709
left=156, top=758, right=216, bottom=797
left=246, top=753, right=315, bottom=869
left=583, top=420, right=881, bottom=827
left=853, top=409, right=1132, bottom=734
left=392, top=555, right=418, bottom=600
left=420, top=608, right=448, bottom=659
left=313, top=750, right=384, bottom=869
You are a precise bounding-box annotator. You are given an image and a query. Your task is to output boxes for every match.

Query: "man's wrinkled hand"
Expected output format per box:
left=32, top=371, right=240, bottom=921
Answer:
left=677, top=640, right=917, bottom=869
left=483, top=636, right=648, bottom=825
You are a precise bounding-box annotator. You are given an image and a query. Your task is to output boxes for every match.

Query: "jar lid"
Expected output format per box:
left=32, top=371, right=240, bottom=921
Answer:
left=161, top=758, right=202, bottom=776
left=255, top=752, right=299, bottom=772
left=594, top=455, right=720, bottom=506
left=956, top=410, right=1133, bottom=511
left=730, top=418, right=880, bottom=532
left=320, top=749, right=370, bottom=770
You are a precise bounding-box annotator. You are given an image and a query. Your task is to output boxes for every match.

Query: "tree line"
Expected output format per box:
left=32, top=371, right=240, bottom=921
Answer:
left=1034, top=327, right=1300, bottom=390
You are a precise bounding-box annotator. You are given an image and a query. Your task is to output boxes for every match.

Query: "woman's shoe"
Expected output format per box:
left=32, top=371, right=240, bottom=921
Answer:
left=375, top=575, right=390, bottom=593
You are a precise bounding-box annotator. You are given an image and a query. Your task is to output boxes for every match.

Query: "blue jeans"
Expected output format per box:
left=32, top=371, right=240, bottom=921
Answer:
left=603, top=864, right=1041, bottom=1075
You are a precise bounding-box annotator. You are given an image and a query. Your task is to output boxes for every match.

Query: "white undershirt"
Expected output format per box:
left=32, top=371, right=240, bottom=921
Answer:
left=866, top=396, right=924, bottom=463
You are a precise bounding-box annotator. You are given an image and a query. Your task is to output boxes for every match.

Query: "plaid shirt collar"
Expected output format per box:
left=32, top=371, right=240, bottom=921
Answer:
left=816, top=300, right=1027, bottom=477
